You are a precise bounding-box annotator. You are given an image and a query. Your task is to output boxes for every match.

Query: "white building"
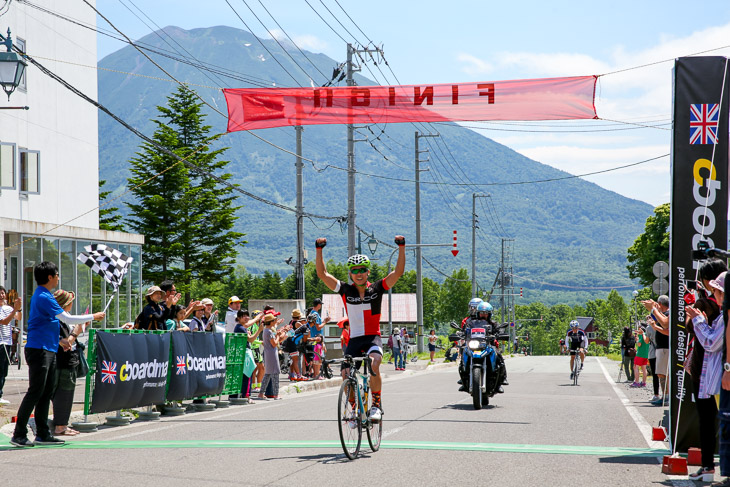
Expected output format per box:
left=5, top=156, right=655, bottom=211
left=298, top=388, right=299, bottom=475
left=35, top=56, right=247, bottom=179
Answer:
left=0, top=1, right=143, bottom=329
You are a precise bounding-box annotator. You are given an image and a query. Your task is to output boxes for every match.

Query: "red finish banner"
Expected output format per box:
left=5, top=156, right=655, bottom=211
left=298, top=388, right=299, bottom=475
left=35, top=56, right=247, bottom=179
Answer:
left=223, top=76, right=597, bottom=131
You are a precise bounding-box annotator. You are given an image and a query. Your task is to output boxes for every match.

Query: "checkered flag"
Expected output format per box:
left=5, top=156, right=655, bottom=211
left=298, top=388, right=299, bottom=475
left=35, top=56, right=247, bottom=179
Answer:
left=77, top=244, right=134, bottom=292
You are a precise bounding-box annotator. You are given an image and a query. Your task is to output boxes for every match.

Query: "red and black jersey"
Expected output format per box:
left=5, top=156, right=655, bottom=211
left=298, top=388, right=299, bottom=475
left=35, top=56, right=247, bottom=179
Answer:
left=334, top=279, right=390, bottom=338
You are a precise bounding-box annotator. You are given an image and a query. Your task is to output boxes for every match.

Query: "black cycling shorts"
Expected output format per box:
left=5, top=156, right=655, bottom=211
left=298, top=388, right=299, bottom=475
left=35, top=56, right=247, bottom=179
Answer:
left=341, top=335, right=382, bottom=371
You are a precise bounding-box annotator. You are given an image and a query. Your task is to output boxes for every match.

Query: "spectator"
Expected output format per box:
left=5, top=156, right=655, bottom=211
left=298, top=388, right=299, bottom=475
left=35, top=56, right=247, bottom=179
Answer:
left=12, top=262, right=104, bottom=448
left=643, top=320, right=659, bottom=401
left=258, top=314, right=289, bottom=400
left=620, top=327, right=636, bottom=383
left=0, top=286, right=22, bottom=405
left=428, top=329, right=438, bottom=364
left=340, top=320, right=350, bottom=351
left=392, top=327, right=403, bottom=370
left=307, top=313, right=325, bottom=379
left=686, top=295, right=722, bottom=483
left=225, top=296, right=243, bottom=334
left=51, top=289, right=86, bottom=437
left=630, top=325, right=650, bottom=388
left=138, top=286, right=167, bottom=330
left=159, top=280, right=180, bottom=321
left=9, top=289, right=21, bottom=364
left=286, top=310, right=304, bottom=381
left=189, top=305, right=207, bottom=332
left=642, top=295, right=670, bottom=404
left=201, top=298, right=218, bottom=332
left=229, top=309, right=263, bottom=400
left=309, top=298, right=330, bottom=357
left=249, top=310, right=265, bottom=393
left=401, top=328, right=409, bottom=369
left=165, top=304, right=191, bottom=332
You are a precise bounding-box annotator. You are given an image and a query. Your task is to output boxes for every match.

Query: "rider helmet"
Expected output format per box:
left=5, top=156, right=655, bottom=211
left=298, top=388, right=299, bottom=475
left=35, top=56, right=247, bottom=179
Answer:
left=346, top=254, right=371, bottom=270
left=477, top=302, right=493, bottom=314
left=468, top=297, right=483, bottom=311
left=570, top=320, right=579, bottom=328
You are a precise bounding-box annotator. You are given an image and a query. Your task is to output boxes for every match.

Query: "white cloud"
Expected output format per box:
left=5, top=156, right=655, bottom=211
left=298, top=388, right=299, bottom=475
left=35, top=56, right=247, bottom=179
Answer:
left=457, top=53, right=493, bottom=75
left=292, top=34, right=329, bottom=53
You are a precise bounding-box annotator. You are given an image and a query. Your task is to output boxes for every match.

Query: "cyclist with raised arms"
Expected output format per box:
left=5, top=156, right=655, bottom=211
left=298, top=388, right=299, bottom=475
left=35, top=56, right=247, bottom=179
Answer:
left=316, top=235, right=406, bottom=423
left=567, top=320, right=588, bottom=379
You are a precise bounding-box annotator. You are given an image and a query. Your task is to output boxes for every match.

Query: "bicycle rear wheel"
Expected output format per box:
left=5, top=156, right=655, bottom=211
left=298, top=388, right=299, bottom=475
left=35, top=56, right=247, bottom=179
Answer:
left=338, top=379, right=361, bottom=460
left=366, top=389, right=382, bottom=452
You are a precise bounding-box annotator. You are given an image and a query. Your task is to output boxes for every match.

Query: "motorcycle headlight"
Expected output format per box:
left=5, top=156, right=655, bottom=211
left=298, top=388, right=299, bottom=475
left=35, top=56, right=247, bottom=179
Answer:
left=468, top=340, right=483, bottom=350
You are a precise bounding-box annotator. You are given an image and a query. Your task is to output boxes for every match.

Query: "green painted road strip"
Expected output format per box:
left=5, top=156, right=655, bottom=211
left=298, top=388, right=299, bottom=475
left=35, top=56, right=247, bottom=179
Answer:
left=0, top=438, right=670, bottom=457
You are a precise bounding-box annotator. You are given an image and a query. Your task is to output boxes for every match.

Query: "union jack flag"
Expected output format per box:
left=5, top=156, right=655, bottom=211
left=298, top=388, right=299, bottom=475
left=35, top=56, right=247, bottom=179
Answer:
left=101, top=361, right=117, bottom=384
left=176, top=356, right=187, bottom=375
left=690, top=103, right=719, bottom=145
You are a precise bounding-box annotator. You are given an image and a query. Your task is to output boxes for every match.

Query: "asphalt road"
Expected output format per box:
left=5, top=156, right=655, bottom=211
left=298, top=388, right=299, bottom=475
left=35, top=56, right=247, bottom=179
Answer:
left=0, top=356, right=681, bottom=487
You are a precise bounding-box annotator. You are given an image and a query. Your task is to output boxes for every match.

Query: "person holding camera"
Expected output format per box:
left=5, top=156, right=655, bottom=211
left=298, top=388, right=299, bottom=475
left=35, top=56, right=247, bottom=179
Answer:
left=630, top=325, right=650, bottom=388
left=620, top=327, right=636, bottom=383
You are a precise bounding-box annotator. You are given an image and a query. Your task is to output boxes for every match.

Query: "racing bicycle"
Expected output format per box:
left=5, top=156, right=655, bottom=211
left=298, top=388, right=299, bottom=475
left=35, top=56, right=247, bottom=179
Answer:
left=337, top=355, right=381, bottom=460
left=571, top=349, right=583, bottom=386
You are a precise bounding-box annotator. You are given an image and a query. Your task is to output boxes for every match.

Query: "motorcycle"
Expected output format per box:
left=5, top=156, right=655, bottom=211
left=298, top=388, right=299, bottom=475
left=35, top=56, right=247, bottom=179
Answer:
left=450, top=321, right=508, bottom=410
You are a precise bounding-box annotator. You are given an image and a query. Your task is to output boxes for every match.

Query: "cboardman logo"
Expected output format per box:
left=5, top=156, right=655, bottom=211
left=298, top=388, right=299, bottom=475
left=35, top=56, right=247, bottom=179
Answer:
left=184, top=353, right=226, bottom=373
left=119, top=359, right=168, bottom=382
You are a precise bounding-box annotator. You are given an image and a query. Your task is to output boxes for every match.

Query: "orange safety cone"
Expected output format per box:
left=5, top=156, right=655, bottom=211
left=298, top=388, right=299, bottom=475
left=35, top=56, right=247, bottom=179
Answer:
left=687, top=447, right=702, bottom=466
left=652, top=426, right=668, bottom=441
left=662, top=454, right=688, bottom=475
left=10, top=413, right=32, bottom=423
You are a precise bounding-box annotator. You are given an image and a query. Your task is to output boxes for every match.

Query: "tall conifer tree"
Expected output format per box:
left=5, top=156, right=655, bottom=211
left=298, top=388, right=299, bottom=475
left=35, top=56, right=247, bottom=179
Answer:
left=127, top=86, right=244, bottom=300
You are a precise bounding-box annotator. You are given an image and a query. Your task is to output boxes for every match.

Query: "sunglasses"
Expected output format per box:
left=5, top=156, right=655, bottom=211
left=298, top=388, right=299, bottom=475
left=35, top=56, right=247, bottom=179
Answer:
left=350, top=267, right=369, bottom=275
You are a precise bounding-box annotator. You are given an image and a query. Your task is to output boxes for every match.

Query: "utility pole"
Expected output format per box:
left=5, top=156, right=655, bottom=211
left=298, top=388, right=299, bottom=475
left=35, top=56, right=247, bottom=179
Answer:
left=345, top=43, right=382, bottom=258
left=500, top=239, right=506, bottom=326
left=295, top=126, right=305, bottom=301
left=415, top=131, right=437, bottom=353
left=471, top=193, right=489, bottom=298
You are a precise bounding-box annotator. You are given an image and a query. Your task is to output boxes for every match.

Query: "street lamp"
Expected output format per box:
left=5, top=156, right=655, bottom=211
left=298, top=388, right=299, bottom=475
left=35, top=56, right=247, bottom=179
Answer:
left=367, top=233, right=378, bottom=256
left=632, top=290, right=639, bottom=328
left=0, top=29, right=27, bottom=101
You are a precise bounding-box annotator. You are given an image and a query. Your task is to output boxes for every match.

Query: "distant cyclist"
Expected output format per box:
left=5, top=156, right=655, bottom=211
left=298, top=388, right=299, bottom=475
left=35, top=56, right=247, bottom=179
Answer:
left=566, top=320, right=588, bottom=379
left=315, top=235, right=406, bottom=423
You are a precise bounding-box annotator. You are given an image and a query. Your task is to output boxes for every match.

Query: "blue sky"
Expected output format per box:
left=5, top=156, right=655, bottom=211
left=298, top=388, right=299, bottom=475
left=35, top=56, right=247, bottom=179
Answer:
left=96, top=0, right=730, bottom=206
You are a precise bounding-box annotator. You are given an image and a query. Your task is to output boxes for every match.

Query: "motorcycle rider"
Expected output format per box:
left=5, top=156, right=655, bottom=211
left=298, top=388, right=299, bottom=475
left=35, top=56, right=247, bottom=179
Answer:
left=459, top=300, right=507, bottom=393
left=457, top=298, right=482, bottom=390
left=567, top=320, right=588, bottom=379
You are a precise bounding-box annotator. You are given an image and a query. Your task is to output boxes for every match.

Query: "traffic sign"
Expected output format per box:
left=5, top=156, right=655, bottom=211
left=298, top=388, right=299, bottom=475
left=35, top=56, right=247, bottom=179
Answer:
left=653, top=261, right=669, bottom=278
left=510, top=322, right=514, bottom=327
left=652, top=278, right=669, bottom=295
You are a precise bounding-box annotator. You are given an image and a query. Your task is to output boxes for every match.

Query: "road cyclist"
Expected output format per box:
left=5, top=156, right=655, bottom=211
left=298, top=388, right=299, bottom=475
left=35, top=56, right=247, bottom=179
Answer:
left=315, top=234, right=406, bottom=426
left=566, top=320, right=588, bottom=383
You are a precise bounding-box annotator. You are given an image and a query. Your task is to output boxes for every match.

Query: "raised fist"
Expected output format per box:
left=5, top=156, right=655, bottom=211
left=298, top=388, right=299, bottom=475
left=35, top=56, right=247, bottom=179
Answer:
left=315, top=238, right=327, bottom=249
left=394, top=235, right=406, bottom=246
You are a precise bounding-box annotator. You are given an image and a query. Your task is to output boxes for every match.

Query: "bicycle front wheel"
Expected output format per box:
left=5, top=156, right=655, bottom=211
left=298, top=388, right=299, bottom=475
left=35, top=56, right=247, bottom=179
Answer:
left=366, top=390, right=382, bottom=452
left=338, top=379, right=362, bottom=460
left=573, top=358, right=579, bottom=386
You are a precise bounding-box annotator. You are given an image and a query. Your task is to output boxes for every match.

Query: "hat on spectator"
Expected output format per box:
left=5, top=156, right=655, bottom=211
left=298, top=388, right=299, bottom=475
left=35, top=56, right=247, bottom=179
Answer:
left=292, top=309, right=302, bottom=318
left=393, top=327, right=400, bottom=334
left=263, top=313, right=276, bottom=323
left=228, top=296, right=243, bottom=305
left=710, top=271, right=727, bottom=292
left=263, top=305, right=281, bottom=317
left=201, top=298, right=214, bottom=306
left=53, top=289, right=75, bottom=308
left=145, top=285, right=162, bottom=297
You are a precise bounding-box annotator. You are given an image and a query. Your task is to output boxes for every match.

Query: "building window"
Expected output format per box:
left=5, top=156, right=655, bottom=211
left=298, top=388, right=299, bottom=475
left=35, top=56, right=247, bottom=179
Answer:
left=19, top=149, right=39, bottom=194
left=0, top=142, right=15, bottom=189
left=586, top=332, right=596, bottom=339
left=15, top=38, right=26, bottom=92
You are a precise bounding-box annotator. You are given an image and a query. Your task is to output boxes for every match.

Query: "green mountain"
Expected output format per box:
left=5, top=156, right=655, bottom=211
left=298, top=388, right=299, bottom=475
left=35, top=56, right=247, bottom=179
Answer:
left=98, top=25, right=653, bottom=306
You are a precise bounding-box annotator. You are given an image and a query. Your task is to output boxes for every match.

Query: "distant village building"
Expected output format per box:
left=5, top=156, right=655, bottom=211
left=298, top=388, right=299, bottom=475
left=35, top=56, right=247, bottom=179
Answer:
left=0, top=3, right=144, bottom=329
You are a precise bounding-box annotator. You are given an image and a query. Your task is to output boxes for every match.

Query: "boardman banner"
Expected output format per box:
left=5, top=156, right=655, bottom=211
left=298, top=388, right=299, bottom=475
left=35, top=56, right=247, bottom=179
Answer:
left=167, top=331, right=227, bottom=401
left=669, top=56, right=730, bottom=452
left=223, top=76, right=597, bottom=131
left=90, top=331, right=170, bottom=414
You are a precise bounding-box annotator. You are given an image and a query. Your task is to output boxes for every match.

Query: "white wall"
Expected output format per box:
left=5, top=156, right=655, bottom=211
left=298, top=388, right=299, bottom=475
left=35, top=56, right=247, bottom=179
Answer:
left=0, top=0, right=99, bottom=229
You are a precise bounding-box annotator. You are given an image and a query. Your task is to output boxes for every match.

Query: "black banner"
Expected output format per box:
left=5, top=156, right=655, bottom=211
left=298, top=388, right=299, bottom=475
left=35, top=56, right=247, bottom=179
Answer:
left=167, top=331, right=226, bottom=401
left=90, top=331, right=170, bottom=414
left=669, top=56, right=729, bottom=452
